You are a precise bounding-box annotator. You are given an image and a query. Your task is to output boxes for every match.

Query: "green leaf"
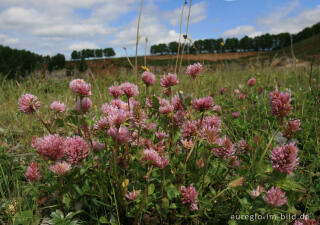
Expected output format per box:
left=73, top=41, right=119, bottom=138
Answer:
left=148, top=183, right=155, bottom=195
left=99, top=216, right=108, bottom=224
left=165, top=184, right=180, bottom=200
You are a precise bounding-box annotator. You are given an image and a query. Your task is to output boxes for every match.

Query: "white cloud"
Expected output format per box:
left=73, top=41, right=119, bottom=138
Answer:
left=0, top=34, right=19, bottom=45
left=257, top=3, right=320, bottom=34
left=68, top=42, right=99, bottom=51
left=221, top=2, right=320, bottom=39
left=34, top=24, right=110, bottom=38
left=222, top=25, right=261, bottom=38
left=166, top=2, right=207, bottom=26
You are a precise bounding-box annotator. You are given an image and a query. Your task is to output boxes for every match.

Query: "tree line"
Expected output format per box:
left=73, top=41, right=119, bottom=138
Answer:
left=71, top=48, right=116, bottom=60
left=150, top=22, right=320, bottom=55
left=0, top=45, right=46, bottom=79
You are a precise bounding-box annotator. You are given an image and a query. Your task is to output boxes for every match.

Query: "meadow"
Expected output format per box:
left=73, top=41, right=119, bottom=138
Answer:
left=0, top=61, right=319, bottom=225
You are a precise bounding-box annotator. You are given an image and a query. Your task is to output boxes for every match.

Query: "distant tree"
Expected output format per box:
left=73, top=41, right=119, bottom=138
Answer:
left=103, top=48, right=116, bottom=57
left=239, top=36, right=253, bottom=51
left=48, top=54, right=65, bottom=71
left=71, top=50, right=80, bottom=60
left=158, top=44, right=168, bottom=55
left=168, top=42, right=179, bottom=54
left=194, top=40, right=205, bottom=53
left=225, top=38, right=239, bottom=52
left=95, top=49, right=103, bottom=58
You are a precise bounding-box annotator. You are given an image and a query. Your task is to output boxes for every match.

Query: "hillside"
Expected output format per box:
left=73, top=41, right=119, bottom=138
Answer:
left=279, top=33, right=320, bottom=60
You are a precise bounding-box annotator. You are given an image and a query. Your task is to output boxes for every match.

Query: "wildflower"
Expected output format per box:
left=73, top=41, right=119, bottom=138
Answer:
left=250, top=185, right=265, bottom=198
left=119, top=82, right=139, bottom=98
left=232, top=112, right=240, bottom=118
left=141, top=71, right=156, bottom=86
left=283, top=119, right=301, bottom=139
left=142, top=148, right=160, bottom=165
left=171, top=94, right=185, bottom=111
left=200, top=116, right=221, bottom=144
left=156, top=131, right=168, bottom=140
left=156, top=155, right=170, bottom=169
left=213, top=136, right=236, bottom=160
left=213, top=105, right=222, bottom=113
left=75, top=97, right=92, bottom=113
left=130, top=105, right=146, bottom=128
left=181, top=120, right=199, bottom=138
left=160, top=73, right=178, bottom=87
left=50, top=161, right=71, bottom=176
left=69, top=79, right=91, bottom=96
left=193, top=97, right=213, bottom=112
left=270, top=143, right=299, bottom=175
left=110, top=99, right=127, bottom=110
left=18, top=94, right=40, bottom=114
left=263, top=186, right=287, bottom=207
left=173, top=110, right=186, bottom=126
left=159, top=98, right=174, bottom=114
left=234, top=89, right=240, bottom=95
left=146, top=97, right=153, bottom=108
left=145, top=122, right=157, bottom=130
left=238, top=93, right=246, bottom=100
left=181, top=139, right=194, bottom=149
left=92, top=141, right=105, bottom=152
left=294, top=216, right=319, bottom=225
left=33, top=134, right=64, bottom=161
left=50, top=101, right=66, bottom=113
left=93, top=117, right=110, bottom=131
left=247, top=77, right=256, bottom=86
left=108, top=107, right=128, bottom=127
left=25, top=162, right=42, bottom=182
left=107, top=126, right=131, bottom=144
left=125, top=189, right=141, bottom=200
left=186, top=62, right=202, bottom=79
left=269, top=90, right=293, bottom=117
left=109, top=85, right=124, bottom=98
left=64, top=136, right=90, bottom=164
left=235, top=140, right=249, bottom=153
left=180, top=184, right=198, bottom=211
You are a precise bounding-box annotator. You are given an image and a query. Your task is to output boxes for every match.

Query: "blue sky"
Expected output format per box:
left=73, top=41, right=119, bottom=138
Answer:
left=0, top=0, right=319, bottom=58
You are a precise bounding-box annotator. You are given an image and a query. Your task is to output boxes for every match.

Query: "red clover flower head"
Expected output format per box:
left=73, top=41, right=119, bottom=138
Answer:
left=33, top=134, right=64, bottom=161
left=186, top=63, right=202, bottom=79
left=247, top=77, right=256, bottom=86
left=193, top=96, right=213, bottom=112
left=50, top=161, right=71, bottom=176
left=18, top=94, right=40, bottom=114
left=119, top=82, right=139, bottom=98
left=50, top=101, right=66, bottom=113
left=64, top=136, right=90, bottom=164
left=270, top=142, right=299, bottom=175
left=263, top=186, right=287, bottom=207
left=160, top=73, right=179, bottom=87
left=25, top=162, right=42, bottom=182
left=109, top=85, right=124, bottom=98
left=69, top=79, right=91, bottom=96
left=180, top=184, right=198, bottom=211
left=141, top=71, right=156, bottom=86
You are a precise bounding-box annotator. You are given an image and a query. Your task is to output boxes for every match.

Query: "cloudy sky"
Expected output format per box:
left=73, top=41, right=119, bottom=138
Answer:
left=0, top=0, right=319, bottom=58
